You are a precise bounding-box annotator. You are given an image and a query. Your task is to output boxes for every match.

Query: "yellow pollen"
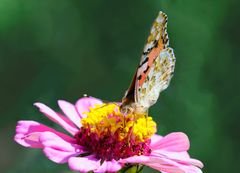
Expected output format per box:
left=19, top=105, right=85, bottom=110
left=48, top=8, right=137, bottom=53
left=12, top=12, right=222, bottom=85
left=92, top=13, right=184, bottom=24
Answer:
left=81, top=103, right=157, bottom=142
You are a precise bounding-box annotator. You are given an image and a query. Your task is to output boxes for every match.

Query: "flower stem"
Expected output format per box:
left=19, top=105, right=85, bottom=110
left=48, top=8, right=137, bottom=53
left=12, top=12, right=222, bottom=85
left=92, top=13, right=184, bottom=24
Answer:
left=118, top=165, right=144, bottom=173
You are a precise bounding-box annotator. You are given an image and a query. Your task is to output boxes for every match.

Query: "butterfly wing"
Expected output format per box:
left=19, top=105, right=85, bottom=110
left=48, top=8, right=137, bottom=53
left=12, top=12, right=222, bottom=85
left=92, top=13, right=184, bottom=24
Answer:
left=137, top=11, right=169, bottom=87
left=121, top=11, right=175, bottom=114
left=135, top=11, right=175, bottom=110
left=135, top=48, right=175, bottom=109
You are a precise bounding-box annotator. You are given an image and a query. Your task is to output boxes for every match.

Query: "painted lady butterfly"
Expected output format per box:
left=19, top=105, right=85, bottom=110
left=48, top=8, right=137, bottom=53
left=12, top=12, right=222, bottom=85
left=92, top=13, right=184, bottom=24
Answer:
left=120, top=11, right=176, bottom=115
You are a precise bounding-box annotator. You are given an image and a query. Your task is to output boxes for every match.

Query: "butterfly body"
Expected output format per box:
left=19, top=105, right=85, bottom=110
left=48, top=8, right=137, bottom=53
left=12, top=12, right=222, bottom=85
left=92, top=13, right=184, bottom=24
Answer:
left=120, top=11, right=176, bottom=115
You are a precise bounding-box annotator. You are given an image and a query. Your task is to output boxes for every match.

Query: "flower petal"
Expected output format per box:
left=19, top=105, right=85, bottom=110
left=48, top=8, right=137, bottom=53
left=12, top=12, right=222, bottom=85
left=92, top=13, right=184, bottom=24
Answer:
left=95, top=160, right=123, bottom=173
left=182, top=166, right=203, bottom=173
left=40, top=132, right=84, bottom=163
left=121, top=155, right=203, bottom=173
left=68, top=155, right=100, bottom=172
left=14, top=120, right=73, bottom=148
left=75, top=97, right=103, bottom=118
left=161, top=166, right=203, bottom=173
left=40, top=131, right=82, bottom=152
left=151, top=132, right=190, bottom=152
left=119, top=155, right=150, bottom=163
left=146, top=161, right=185, bottom=173
left=43, top=147, right=77, bottom=164
left=34, top=102, right=78, bottom=135
left=58, top=100, right=82, bottom=128
left=151, top=134, right=163, bottom=146
left=155, top=159, right=203, bottom=173
left=151, top=150, right=204, bottom=168
left=120, top=156, right=185, bottom=173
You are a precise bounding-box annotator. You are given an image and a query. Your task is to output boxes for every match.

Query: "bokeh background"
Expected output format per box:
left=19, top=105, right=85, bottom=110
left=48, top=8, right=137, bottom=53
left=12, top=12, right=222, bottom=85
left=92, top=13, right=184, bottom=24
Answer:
left=1, top=0, right=239, bottom=172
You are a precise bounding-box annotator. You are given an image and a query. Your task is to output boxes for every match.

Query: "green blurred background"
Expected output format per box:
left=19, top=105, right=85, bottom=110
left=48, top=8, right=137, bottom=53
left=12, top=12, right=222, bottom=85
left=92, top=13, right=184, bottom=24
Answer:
left=1, top=0, right=239, bottom=172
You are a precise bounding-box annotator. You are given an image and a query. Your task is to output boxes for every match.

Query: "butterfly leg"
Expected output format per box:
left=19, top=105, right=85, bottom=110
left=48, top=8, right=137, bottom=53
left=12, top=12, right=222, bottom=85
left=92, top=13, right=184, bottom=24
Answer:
left=120, top=105, right=134, bottom=115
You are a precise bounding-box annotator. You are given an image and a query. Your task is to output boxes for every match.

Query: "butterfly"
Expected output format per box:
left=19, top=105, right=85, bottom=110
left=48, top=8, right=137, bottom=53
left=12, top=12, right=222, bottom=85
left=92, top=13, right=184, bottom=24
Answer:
left=120, top=11, right=176, bottom=115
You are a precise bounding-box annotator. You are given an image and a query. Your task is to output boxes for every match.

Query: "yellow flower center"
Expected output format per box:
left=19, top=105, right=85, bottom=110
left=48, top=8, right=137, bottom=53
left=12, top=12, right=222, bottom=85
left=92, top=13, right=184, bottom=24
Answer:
left=75, top=103, right=156, bottom=160
left=81, top=103, right=156, bottom=143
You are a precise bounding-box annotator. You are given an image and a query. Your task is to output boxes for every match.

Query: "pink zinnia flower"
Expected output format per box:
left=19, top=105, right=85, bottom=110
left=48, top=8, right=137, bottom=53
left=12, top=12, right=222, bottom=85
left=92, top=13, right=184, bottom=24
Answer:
left=14, top=97, right=203, bottom=173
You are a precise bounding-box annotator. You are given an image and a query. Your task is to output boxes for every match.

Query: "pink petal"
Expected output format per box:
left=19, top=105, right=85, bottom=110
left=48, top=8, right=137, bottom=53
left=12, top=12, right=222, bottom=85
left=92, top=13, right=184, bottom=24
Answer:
left=182, top=166, right=203, bottom=173
left=186, top=159, right=204, bottom=168
left=156, top=159, right=202, bottom=173
left=34, top=102, right=78, bottom=135
left=58, top=100, right=82, bottom=128
left=75, top=97, right=103, bottom=118
left=162, top=167, right=202, bottom=173
left=151, top=150, right=190, bottom=160
left=14, top=120, right=73, bottom=148
left=121, top=155, right=203, bottom=173
left=43, top=147, right=78, bottom=164
left=40, top=131, right=82, bottom=152
left=68, top=155, right=100, bottom=172
left=120, top=155, right=150, bottom=163
left=146, top=161, right=185, bottom=173
left=95, top=160, right=123, bottom=173
left=161, top=166, right=202, bottom=173
left=40, top=132, right=84, bottom=163
left=120, top=156, right=185, bottom=173
left=151, top=132, right=190, bottom=152
left=151, top=150, right=203, bottom=168
left=151, top=134, right=163, bottom=146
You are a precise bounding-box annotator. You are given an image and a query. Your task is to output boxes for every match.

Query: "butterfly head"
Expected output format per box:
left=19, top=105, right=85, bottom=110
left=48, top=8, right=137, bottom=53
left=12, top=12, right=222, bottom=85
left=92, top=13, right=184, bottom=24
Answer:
left=120, top=98, right=148, bottom=115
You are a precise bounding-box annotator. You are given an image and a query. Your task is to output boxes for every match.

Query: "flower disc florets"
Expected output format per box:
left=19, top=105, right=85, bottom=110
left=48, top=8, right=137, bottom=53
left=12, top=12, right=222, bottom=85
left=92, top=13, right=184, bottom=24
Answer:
left=75, top=103, right=156, bottom=161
